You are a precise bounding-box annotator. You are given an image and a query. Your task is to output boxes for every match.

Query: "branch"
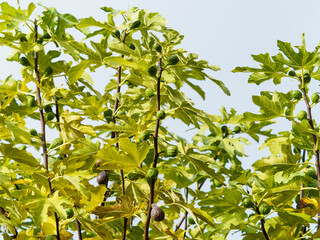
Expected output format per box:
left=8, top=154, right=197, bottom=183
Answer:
left=254, top=206, right=270, bottom=240
left=144, top=55, right=164, bottom=240
left=300, top=77, right=320, bottom=228
left=33, top=20, right=60, bottom=240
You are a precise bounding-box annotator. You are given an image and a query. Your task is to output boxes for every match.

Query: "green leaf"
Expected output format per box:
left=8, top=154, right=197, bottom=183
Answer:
left=0, top=144, right=38, bottom=167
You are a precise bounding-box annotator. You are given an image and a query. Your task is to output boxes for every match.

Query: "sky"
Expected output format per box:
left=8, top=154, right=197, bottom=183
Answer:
left=2, top=0, right=320, bottom=239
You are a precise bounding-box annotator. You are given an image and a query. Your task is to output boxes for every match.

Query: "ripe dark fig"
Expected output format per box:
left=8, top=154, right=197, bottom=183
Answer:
left=151, top=204, right=165, bottom=221
left=97, top=171, right=109, bottom=185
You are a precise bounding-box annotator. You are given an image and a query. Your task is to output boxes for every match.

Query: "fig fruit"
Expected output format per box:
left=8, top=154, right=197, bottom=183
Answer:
left=307, top=168, right=317, bottom=179
left=44, top=66, right=53, bottom=76
left=43, top=33, right=51, bottom=39
left=37, top=37, right=44, bottom=44
left=97, top=171, right=109, bottom=185
left=156, top=110, right=166, bottom=120
left=30, top=129, right=38, bottom=136
left=20, top=57, right=30, bottom=66
left=130, top=20, right=141, bottom=29
left=139, top=131, right=150, bottom=141
left=292, top=90, right=302, bottom=100
left=188, top=217, right=195, bottom=225
left=166, top=146, right=178, bottom=157
left=311, top=93, right=319, bottom=104
left=44, top=105, right=52, bottom=113
left=128, top=172, right=140, bottom=181
left=233, top=126, right=241, bottom=133
left=303, top=73, right=311, bottom=83
left=151, top=204, right=165, bottom=221
left=18, top=145, right=26, bottom=150
left=288, top=70, right=296, bottom=77
left=221, top=125, right=228, bottom=134
left=26, top=95, right=37, bottom=107
left=155, top=43, right=162, bottom=53
left=66, top=208, right=74, bottom=218
left=129, top=43, right=136, bottom=50
left=19, top=36, right=28, bottom=42
left=259, top=203, right=271, bottom=215
left=242, top=198, right=254, bottom=208
left=145, top=88, right=155, bottom=98
left=45, top=112, right=55, bottom=121
left=148, top=66, right=157, bottom=77
left=297, top=110, right=308, bottom=121
left=104, top=109, right=113, bottom=122
left=146, top=168, right=159, bottom=180
left=168, top=55, right=179, bottom=65
left=213, top=179, right=222, bottom=188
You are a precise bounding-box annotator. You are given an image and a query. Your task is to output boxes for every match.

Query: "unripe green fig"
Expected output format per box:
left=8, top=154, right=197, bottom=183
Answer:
left=112, top=30, right=120, bottom=39
left=44, top=105, right=52, bottom=113
left=146, top=168, right=159, bottom=180
left=20, top=57, right=30, bottom=66
left=297, top=110, right=308, bottom=121
left=128, top=172, right=140, bottom=181
left=17, top=145, right=26, bottom=151
left=221, top=125, right=228, bottom=134
left=156, top=110, right=166, bottom=120
left=104, top=109, right=113, bottom=122
left=125, top=80, right=134, bottom=88
left=311, top=93, right=320, bottom=104
left=259, top=203, right=271, bottom=215
left=19, top=36, right=28, bottom=42
left=233, top=126, right=241, bottom=133
left=130, top=20, right=141, bottom=29
left=145, top=88, right=155, bottom=98
left=43, top=33, right=51, bottom=39
left=292, top=90, right=302, bottom=100
left=213, top=179, right=222, bottom=188
left=66, top=208, right=74, bottom=218
left=303, top=73, right=311, bottom=83
left=288, top=70, right=296, bottom=77
left=37, top=37, right=44, bottom=44
left=242, top=198, right=254, bottom=208
left=151, top=204, right=165, bottom=221
left=155, top=43, right=162, bottom=53
left=307, top=168, right=317, bottom=179
left=44, top=66, right=53, bottom=76
left=45, top=112, right=55, bottom=121
left=166, top=146, right=178, bottom=157
left=97, top=171, right=109, bottom=185
left=148, top=66, right=157, bottom=77
left=30, top=129, right=38, bottom=136
left=188, top=217, right=196, bottom=225
left=26, top=95, right=37, bottom=107
left=129, top=43, right=135, bottom=50
left=168, top=55, right=179, bottom=65
left=139, top=131, right=150, bottom=141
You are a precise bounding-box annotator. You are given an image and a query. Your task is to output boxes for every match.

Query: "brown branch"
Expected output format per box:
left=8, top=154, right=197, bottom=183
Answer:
left=300, top=78, right=320, bottom=228
left=254, top=206, right=270, bottom=240
left=34, top=20, right=60, bottom=240
left=300, top=150, right=306, bottom=237
left=144, top=55, right=163, bottom=240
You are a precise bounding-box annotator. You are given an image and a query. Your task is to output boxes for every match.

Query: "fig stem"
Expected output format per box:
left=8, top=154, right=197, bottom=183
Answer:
left=33, top=20, right=61, bottom=240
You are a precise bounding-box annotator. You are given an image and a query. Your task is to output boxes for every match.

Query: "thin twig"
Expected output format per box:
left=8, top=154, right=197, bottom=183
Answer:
left=34, top=20, right=60, bottom=240
left=144, top=55, right=163, bottom=240
left=254, top=206, right=270, bottom=240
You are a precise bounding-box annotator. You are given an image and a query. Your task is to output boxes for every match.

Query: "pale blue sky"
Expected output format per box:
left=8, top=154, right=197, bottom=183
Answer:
left=2, top=1, right=320, bottom=239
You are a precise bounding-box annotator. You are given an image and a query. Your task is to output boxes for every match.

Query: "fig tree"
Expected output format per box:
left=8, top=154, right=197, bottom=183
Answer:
left=139, top=131, right=150, bottom=141
left=146, top=168, right=159, bottom=180
left=151, top=204, right=165, bottom=221
left=37, top=37, right=44, bottom=44
left=303, top=73, right=311, bottom=83
left=292, top=90, right=302, bottom=100
left=128, top=172, right=140, bottom=181
left=148, top=66, right=157, bottom=77
left=307, top=168, right=317, bottom=179
left=44, top=105, right=52, bottom=113
left=242, top=198, right=254, bottom=208
left=168, top=55, right=179, bottom=65
left=311, top=93, right=319, bottom=104
left=259, top=203, right=271, bottom=215
left=297, top=110, right=308, bottom=121
left=97, top=171, right=109, bottom=185
left=166, top=146, right=178, bottom=157
left=130, top=20, right=141, bottom=29
left=66, top=208, right=74, bottom=218
left=20, top=57, right=30, bottom=66
left=221, top=125, right=228, bottom=134
left=145, top=88, right=155, bottom=98
left=104, top=109, right=113, bottom=122
left=156, top=110, right=166, bottom=120
left=288, top=70, right=296, bottom=77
